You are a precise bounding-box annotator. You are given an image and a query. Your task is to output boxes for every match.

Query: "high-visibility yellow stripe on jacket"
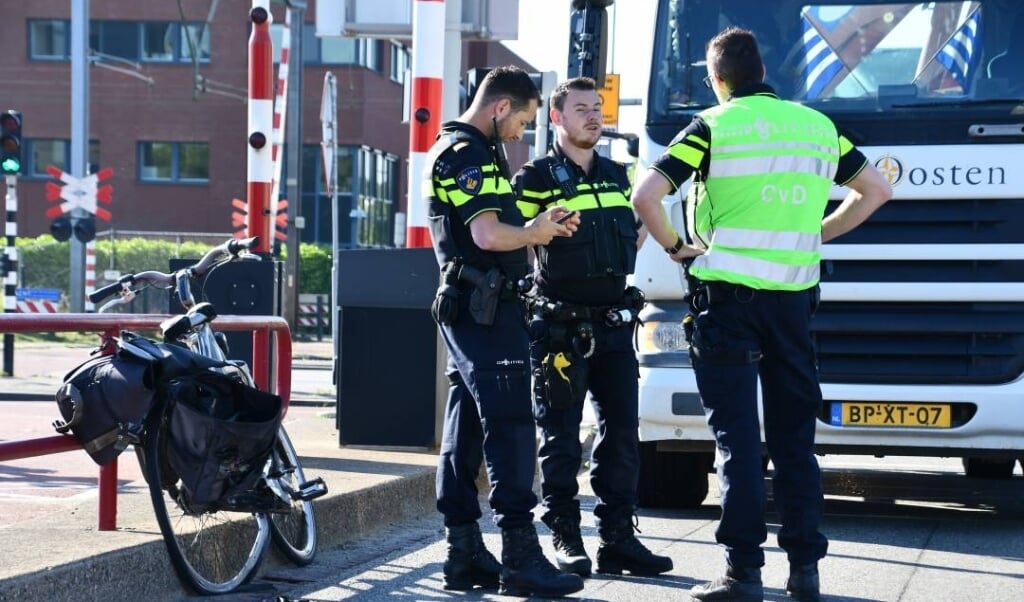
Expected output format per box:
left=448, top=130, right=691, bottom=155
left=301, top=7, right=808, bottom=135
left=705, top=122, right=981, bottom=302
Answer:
left=517, top=179, right=632, bottom=217
left=689, top=95, right=840, bottom=290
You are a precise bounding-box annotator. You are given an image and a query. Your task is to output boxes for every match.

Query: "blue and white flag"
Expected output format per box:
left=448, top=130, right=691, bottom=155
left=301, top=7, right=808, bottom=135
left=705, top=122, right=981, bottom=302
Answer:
left=796, top=16, right=844, bottom=99
left=936, top=9, right=982, bottom=90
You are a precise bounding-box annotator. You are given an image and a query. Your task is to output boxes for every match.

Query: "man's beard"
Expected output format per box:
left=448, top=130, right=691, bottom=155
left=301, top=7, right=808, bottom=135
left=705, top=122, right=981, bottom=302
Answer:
left=569, top=128, right=601, bottom=150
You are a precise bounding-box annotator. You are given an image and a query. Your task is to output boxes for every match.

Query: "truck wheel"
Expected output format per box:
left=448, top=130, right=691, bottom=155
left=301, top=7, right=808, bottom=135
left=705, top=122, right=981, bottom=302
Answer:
left=962, top=457, right=1015, bottom=479
left=637, top=443, right=712, bottom=509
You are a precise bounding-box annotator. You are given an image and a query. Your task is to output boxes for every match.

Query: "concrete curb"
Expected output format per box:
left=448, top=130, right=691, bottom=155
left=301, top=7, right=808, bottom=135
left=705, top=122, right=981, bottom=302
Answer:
left=0, top=415, right=438, bottom=602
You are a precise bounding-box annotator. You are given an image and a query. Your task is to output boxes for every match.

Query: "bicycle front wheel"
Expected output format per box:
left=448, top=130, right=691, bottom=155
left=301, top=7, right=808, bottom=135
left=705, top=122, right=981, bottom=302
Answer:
left=143, top=407, right=272, bottom=595
left=267, top=426, right=318, bottom=565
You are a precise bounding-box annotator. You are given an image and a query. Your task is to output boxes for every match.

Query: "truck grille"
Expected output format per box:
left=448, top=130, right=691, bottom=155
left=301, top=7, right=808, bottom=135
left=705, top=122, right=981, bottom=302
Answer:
left=812, top=302, right=1024, bottom=384
left=815, top=197, right=1024, bottom=385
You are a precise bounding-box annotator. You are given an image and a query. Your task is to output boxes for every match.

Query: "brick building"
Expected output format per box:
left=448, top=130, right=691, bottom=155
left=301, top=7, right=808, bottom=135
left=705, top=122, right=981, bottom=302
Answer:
left=0, top=0, right=535, bottom=248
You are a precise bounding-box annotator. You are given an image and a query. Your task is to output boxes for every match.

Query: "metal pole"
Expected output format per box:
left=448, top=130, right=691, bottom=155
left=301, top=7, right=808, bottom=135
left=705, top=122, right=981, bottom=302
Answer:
left=284, top=3, right=305, bottom=332
left=320, top=72, right=338, bottom=357
left=407, top=0, right=446, bottom=248
left=69, top=0, right=89, bottom=312
left=247, top=0, right=274, bottom=254
left=443, top=0, right=462, bottom=122
left=3, top=175, right=16, bottom=376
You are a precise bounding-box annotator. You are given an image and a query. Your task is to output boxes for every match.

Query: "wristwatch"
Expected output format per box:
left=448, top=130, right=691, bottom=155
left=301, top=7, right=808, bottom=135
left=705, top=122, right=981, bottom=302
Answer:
left=665, top=235, right=684, bottom=255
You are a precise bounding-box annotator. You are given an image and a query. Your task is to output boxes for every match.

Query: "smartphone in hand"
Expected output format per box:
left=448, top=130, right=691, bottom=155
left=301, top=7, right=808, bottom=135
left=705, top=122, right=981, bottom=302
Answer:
left=555, top=210, right=578, bottom=224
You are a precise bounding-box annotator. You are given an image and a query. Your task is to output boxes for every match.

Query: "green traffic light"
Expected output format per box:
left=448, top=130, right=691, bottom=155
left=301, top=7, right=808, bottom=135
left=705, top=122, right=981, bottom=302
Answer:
left=1, top=157, right=20, bottom=174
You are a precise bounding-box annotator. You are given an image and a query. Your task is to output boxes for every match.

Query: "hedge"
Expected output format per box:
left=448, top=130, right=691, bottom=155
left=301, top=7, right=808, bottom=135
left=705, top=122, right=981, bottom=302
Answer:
left=14, top=235, right=333, bottom=299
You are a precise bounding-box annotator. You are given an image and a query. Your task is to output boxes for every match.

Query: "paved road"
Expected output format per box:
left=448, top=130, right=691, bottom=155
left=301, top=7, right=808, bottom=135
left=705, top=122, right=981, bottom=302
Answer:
left=181, top=456, right=1024, bottom=602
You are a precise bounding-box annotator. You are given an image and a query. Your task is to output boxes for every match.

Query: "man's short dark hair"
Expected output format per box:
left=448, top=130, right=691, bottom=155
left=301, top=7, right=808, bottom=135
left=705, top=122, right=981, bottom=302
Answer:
left=549, top=76, right=598, bottom=112
left=477, top=65, right=543, bottom=112
left=706, top=27, right=763, bottom=89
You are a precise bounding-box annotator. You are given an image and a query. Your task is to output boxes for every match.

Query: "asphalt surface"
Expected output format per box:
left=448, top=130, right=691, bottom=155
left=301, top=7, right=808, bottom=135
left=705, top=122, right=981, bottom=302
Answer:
left=3, top=337, right=1024, bottom=602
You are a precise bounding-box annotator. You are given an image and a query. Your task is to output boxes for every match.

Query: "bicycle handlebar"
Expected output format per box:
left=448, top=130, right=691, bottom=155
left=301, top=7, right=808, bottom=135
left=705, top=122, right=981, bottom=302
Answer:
left=87, top=236, right=260, bottom=305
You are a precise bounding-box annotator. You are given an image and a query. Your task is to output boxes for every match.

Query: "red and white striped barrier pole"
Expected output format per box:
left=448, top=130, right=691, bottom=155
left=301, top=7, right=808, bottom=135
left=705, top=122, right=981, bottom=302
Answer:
left=270, top=8, right=291, bottom=241
left=85, top=241, right=95, bottom=312
left=248, top=0, right=274, bottom=255
left=407, top=0, right=445, bottom=248
left=247, top=0, right=274, bottom=386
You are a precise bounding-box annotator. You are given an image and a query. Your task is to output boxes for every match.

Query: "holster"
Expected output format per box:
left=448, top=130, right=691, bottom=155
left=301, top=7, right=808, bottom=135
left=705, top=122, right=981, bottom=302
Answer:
left=682, top=267, right=705, bottom=345
left=539, top=350, right=587, bottom=410
left=533, top=322, right=588, bottom=410
left=458, top=264, right=505, bottom=326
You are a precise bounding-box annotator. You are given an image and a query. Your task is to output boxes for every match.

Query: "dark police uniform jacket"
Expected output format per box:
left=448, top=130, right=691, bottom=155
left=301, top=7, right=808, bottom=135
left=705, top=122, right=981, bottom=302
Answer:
left=425, top=121, right=529, bottom=283
left=513, top=143, right=638, bottom=306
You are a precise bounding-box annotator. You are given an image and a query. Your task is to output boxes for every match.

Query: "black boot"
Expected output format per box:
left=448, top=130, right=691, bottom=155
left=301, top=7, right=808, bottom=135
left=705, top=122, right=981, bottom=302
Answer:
left=690, top=567, right=763, bottom=601
left=442, top=523, right=501, bottom=591
left=546, top=514, right=592, bottom=577
left=499, top=524, right=585, bottom=597
left=595, top=520, right=673, bottom=576
left=785, top=563, right=820, bottom=601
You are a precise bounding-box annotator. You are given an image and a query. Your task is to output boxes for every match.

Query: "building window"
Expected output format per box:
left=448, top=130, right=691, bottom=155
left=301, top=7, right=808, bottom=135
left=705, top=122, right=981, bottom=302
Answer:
left=142, top=22, right=175, bottom=61
left=180, top=24, right=211, bottom=61
left=389, top=42, right=409, bottom=84
left=360, top=39, right=383, bottom=72
left=294, top=24, right=383, bottom=69
left=25, top=139, right=101, bottom=179
left=288, top=144, right=396, bottom=247
left=138, top=141, right=209, bottom=182
left=29, top=20, right=210, bottom=63
left=299, top=23, right=357, bottom=65
left=29, top=20, right=70, bottom=59
left=355, top=146, right=396, bottom=248
left=92, top=21, right=139, bottom=60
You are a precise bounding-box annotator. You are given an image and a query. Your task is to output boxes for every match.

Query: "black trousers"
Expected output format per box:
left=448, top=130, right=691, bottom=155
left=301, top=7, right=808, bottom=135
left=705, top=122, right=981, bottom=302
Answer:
left=436, top=299, right=537, bottom=530
left=529, top=315, right=640, bottom=534
left=689, top=281, right=828, bottom=570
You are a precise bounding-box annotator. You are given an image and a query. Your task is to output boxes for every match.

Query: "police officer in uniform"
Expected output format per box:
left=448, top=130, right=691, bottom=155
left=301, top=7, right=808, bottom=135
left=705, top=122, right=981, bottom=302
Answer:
left=632, top=29, right=892, bottom=601
left=513, top=77, right=672, bottom=578
left=425, top=65, right=584, bottom=598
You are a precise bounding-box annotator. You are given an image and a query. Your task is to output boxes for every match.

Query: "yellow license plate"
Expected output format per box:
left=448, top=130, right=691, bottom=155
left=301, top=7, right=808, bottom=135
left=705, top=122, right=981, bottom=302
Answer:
left=830, top=402, right=952, bottom=428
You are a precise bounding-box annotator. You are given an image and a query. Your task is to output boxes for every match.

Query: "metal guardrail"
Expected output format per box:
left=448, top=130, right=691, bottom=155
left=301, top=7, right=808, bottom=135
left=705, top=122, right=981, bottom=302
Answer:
left=0, top=313, right=292, bottom=531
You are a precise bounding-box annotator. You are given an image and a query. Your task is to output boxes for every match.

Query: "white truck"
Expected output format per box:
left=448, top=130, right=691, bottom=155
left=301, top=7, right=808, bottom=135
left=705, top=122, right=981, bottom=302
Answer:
left=631, top=0, right=1024, bottom=507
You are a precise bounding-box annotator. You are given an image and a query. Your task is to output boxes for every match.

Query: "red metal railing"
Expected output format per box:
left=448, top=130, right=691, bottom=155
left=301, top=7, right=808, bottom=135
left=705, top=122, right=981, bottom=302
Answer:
left=0, top=313, right=292, bottom=531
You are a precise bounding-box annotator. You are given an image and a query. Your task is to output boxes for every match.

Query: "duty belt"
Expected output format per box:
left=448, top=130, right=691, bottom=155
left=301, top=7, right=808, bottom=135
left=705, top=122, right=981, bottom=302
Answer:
left=536, top=303, right=613, bottom=322
left=458, top=278, right=519, bottom=301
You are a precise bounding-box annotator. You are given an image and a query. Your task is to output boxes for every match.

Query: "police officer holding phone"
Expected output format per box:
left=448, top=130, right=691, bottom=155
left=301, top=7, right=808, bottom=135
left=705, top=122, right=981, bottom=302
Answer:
left=632, top=29, right=892, bottom=601
left=513, top=76, right=672, bottom=579
left=425, top=66, right=584, bottom=598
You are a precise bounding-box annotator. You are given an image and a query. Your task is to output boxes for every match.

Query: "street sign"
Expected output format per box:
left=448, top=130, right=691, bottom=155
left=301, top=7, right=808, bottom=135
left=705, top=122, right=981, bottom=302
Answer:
left=598, top=73, right=620, bottom=128
left=15, top=287, right=61, bottom=302
left=44, top=165, right=114, bottom=220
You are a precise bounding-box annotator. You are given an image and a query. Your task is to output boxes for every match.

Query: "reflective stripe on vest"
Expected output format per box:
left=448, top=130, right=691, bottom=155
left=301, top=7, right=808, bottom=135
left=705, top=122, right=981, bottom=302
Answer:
left=689, top=95, right=839, bottom=290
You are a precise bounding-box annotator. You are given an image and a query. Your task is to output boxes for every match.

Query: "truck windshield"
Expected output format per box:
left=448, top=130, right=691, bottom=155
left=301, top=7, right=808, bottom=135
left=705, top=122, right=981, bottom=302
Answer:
left=649, top=0, right=1023, bottom=123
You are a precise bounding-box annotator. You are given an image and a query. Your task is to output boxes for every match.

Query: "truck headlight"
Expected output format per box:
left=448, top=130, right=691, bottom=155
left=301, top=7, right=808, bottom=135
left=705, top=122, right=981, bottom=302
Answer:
left=637, top=319, right=689, bottom=354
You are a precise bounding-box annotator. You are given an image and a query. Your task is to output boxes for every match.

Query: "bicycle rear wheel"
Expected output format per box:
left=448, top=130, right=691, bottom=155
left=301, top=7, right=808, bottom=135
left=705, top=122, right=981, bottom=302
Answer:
left=267, top=426, right=318, bottom=565
left=142, top=406, right=271, bottom=595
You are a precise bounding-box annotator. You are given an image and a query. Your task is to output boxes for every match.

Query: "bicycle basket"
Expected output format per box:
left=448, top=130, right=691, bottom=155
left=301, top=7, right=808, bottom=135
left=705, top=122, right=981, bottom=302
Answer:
left=163, top=371, right=283, bottom=509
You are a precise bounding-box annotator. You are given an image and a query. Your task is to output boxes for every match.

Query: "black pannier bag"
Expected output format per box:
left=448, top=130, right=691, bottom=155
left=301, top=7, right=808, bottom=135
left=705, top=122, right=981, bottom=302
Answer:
left=162, top=371, right=283, bottom=509
left=53, top=350, right=158, bottom=466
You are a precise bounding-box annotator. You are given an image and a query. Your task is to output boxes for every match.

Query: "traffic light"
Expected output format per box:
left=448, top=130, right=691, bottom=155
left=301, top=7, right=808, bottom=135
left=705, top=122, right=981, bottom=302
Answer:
left=568, top=1, right=612, bottom=88
left=0, top=110, right=23, bottom=176
left=74, top=216, right=96, bottom=242
left=50, top=216, right=72, bottom=242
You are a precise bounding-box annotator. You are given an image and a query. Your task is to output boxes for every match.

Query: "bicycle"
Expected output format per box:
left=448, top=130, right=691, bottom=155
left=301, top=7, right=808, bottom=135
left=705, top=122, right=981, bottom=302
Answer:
left=87, top=236, right=327, bottom=595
